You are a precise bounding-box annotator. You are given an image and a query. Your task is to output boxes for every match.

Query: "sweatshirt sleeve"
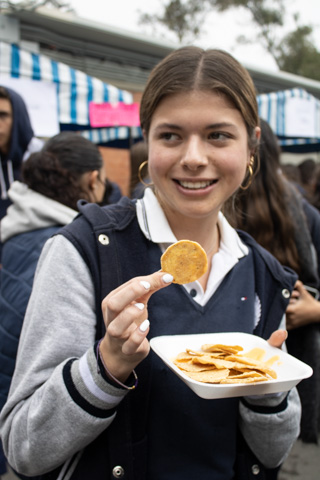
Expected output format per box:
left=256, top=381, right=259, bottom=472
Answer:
left=239, top=387, right=301, bottom=468
left=0, top=235, right=128, bottom=476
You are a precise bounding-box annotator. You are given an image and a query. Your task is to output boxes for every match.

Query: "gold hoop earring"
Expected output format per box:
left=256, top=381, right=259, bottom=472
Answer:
left=138, top=160, right=153, bottom=187
left=240, top=156, right=254, bottom=191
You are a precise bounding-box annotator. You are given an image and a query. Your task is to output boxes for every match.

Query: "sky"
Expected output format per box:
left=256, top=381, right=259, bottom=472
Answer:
left=67, top=0, right=320, bottom=72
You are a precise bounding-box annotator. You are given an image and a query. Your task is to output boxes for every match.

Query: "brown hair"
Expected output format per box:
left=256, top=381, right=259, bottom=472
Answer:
left=129, top=140, right=148, bottom=197
left=0, top=86, right=11, bottom=102
left=22, top=132, right=103, bottom=211
left=140, top=46, right=259, bottom=155
left=227, top=118, right=301, bottom=273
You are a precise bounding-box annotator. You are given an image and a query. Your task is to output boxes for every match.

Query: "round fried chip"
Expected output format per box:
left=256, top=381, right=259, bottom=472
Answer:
left=161, top=240, right=208, bottom=284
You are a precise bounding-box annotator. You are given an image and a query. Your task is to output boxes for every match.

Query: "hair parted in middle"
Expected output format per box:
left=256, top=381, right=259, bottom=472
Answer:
left=139, top=46, right=260, bottom=155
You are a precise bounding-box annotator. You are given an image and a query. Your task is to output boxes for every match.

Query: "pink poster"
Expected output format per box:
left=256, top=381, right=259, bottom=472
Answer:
left=89, top=102, right=140, bottom=127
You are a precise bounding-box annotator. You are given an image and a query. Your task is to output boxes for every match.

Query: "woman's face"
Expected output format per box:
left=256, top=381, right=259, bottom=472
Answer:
left=147, top=90, right=258, bottom=224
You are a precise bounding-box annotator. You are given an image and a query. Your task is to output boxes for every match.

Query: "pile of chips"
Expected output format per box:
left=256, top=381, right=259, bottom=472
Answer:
left=161, top=240, right=208, bottom=284
left=173, top=343, right=279, bottom=384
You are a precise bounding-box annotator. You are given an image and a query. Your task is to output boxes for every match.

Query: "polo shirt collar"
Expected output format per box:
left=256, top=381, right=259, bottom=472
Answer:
left=136, top=187, right=248, bottom=258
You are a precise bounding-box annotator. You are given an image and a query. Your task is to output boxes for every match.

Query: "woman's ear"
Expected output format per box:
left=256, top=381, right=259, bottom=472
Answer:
left=249, top=126, right=261, bottom=160
left=255, top=126, right=261, bottom=142
left=88, top=170, right=99, bottom=191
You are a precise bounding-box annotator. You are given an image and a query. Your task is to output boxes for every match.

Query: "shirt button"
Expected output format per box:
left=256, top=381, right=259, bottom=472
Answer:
left=98, top=234, right=110, bottom=245
left=112, top=465, right=125, bottom=478
left=251, top=464, right=260, bottom=475
left=190, top=289, right=197, bottom=298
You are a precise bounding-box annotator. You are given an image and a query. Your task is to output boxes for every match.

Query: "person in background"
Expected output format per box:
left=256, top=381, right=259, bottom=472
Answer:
left=129, top=140, right=149, bottom=198
left=297, top=158, right=317, bottom=201
left=310, top=163, right=320, bottom=212
left=0, top=131, right=114, bottom=478
left=104, top=178, right=122, bottom=204
left=281, top=163, right=302, bottom=192
left=0, top=86, right=43, bottom=222
left=226, top=118, right=320, bottom=445
left=0, top=47, right=300, bottom=480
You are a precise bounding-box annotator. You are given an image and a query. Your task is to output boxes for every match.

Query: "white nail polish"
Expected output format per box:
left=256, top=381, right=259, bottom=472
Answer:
left=140, top=280, right=151, bottom=290
left=139, top=319, right=150, bottom=332
left=162, top=273, right=174, bottom=284
left=135, top=302, right=144, bottom=311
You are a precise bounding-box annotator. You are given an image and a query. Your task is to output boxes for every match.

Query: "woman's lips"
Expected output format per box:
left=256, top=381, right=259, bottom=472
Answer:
left=175, top=179, right=216, bottom=190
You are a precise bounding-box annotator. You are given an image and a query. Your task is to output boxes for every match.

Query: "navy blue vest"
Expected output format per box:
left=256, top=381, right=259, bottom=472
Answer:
left=34, top=198, right=296, bottom=480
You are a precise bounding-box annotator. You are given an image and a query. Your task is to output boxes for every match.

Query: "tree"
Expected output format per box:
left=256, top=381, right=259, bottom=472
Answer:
left=214, top=1, right=320, bottom=80
left=275, top=24, right=320, bottom=80
left=0, top=0, right=73, bottom=12
left=139, top=0, right=210, bottom=43
left=138, top=0, right=320, bottom=81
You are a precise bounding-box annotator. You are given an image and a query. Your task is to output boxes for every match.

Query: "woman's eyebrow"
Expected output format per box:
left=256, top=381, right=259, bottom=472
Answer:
left=152, top=121, right=238, bottom=133
left=206, top=122, right=237, bottom=129
left=153, top=123, right=182, bottom=131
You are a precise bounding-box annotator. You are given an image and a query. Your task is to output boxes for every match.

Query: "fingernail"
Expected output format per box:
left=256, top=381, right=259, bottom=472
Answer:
left=135, top=302, right=144, bottom=311
left=162, top=273, right=174, bottom=284
left=140, top=280, right=151, bottom=290
left=139, top=319, right=150, bottom=332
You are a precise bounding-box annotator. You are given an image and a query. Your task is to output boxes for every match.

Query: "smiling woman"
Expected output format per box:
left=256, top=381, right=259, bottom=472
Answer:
left=0, top=46, right=301, bottom=480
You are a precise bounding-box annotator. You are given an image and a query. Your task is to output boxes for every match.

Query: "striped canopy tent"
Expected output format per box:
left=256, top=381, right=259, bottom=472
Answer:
left=257, top=88, right=320, bottom=153
left=0, top=41, right=142, bottom=146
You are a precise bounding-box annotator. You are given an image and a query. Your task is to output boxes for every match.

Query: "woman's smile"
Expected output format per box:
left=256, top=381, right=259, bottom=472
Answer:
left=174, top=179, right=216, bottom=190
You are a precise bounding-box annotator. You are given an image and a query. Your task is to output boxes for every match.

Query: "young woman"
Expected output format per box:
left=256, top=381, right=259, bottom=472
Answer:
left=0, top=47, right=300, bottom=480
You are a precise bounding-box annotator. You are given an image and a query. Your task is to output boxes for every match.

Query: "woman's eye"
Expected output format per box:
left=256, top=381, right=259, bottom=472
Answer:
left=209, top=132, right=231, bottom=140
left=160, top=132, right=179, bottom=141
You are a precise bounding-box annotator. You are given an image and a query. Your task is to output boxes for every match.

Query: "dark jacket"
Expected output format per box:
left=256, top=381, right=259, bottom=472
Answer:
left=37, top=198, right=296, bottom=480
left=0, top=226, right=60, bottom=411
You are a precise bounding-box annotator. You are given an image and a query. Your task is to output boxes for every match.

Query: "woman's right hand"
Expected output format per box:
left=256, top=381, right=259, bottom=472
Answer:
left=99, top=271, right=173, bottom=383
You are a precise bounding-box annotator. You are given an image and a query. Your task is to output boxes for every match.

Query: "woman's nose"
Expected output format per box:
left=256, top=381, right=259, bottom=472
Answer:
left=180, top=136, right=208, bottom=170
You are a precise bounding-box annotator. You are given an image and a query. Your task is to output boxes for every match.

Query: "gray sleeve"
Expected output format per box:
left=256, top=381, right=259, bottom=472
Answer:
left=239, top=387, right=301, bottom=468
left=0, top=235, right=128, bottom=476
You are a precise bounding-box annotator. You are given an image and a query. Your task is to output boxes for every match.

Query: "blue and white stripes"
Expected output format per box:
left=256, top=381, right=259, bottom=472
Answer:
left=0, top=41, right=133, bottom=128
left=257, top=88, right=320, bottom=148
left=81, top=126, right=142, bottom=144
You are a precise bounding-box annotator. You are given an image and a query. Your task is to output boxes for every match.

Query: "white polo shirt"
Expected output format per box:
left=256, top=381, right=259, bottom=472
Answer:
left=136, top=188, right=249, bottom=306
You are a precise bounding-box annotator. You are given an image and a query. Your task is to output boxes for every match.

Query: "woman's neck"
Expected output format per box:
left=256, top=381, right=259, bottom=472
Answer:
left=168, top=215, right=220, bottom=255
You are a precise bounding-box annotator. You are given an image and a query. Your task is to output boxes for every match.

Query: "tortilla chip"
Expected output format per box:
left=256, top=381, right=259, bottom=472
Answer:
left=202, top=344, right=244, bottom=355
left=160, top=240, right=208, bottom=284
left=173, top=342, right=278, bottom=385
left=220, top=376, right=269, bottom=384
left=224, top=355, right=277, bottom=379
left=174, top=361, right=219, bottom=373
left=184, top=369, right=230, bottom=383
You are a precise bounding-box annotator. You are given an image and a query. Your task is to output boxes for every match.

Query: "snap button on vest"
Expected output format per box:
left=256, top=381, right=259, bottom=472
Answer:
left=281, top=288, right=290, bottom=299
left=112, top=465, right=124, bottom=478
left=251, top=464, right=260, bottom=475
left=98, top=234, right=110, bottom=245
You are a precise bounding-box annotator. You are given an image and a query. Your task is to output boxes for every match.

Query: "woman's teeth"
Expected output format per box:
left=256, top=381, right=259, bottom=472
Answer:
left=178, top=180, right=212, bottom=189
